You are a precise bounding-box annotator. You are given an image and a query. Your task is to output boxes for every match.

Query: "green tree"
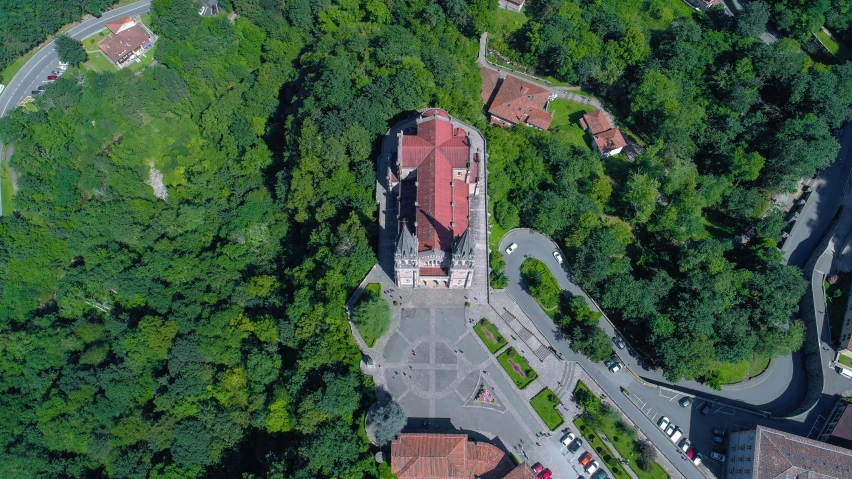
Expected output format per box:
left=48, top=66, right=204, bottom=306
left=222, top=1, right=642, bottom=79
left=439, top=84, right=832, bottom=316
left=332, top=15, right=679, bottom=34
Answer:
left=55, top=35, right=87, bottom=65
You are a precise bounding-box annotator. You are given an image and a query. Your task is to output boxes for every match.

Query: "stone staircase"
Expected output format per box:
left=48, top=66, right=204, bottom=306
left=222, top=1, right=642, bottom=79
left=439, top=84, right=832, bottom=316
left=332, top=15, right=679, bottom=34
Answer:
left=500, top=308, right=552, bottom=362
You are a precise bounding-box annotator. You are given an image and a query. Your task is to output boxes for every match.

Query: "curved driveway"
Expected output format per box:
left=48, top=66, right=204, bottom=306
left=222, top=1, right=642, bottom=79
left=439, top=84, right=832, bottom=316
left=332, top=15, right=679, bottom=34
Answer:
left=0, top=0, right=152, bottom=214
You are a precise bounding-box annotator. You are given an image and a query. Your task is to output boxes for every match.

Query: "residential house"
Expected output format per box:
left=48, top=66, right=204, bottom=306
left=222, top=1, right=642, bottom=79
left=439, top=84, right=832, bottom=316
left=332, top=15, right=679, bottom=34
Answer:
left=105, top=16, right=137, bottom=35
left=818, top=399, right=852, bottom=450
left=579, top=109, right=627, bottom=157
left=99, top=24, right=153, bottom=68
left=498, top=0, right=525, bottom=12
left=390, top=109, right=482, bottom=289
left=835, top=280, right=852, bottom=378
left=481, top=70, right=555, bottom=130
left=390, top=433, right=534, bottom=479
left=726, top=425, right=852, bottom=479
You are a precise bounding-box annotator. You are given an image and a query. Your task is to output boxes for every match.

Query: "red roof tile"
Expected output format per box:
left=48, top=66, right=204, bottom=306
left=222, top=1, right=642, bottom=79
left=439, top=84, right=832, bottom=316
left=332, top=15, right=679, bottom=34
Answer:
left=502, top=463, right=537, bottom=479
left=487, top=76, right=553, bottom=130
left=593, top=127, right=627, bottom=154
left=419, top=267, right=448, bottom=277
left=391, top=434, right=511, bottom=479
left=481, top=68, right=500, bottom=106
left=754, top=426, right=852, bottom=479
left=99, top=24, right=151, bottom=63
left=106, top=16, right=135, bottom=34
left=580, top=110, right=612, bottom=135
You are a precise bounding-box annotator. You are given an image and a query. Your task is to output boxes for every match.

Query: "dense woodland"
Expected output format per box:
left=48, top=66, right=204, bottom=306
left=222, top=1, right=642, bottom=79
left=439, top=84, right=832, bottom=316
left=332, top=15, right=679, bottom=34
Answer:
left=0, top=0, right=120, bottom=74
left=486, top=0, right=852, bottom=382
left=0, top=0, right=850, bottom=476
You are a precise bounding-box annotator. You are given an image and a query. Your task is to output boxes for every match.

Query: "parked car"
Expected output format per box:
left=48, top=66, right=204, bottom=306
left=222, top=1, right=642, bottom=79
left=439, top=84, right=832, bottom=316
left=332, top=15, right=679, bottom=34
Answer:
left=553, top=251, right=563, bottom=264
left=561, top=432, right=576, bottom=447
left=665, top=423, right=676, bottom=436
left=51, top=70, right=61, bottom=75
left=679, top=438, right=691, bottom=453
left=713, top=435, right=725, bottom=444
left=37, top=85, right=46, bottom=91
left=670, top=427, right=684, bottom=444
left=604, top=357, right=622, bottom=373
left=678, top=397, right=692, bottom=408
left=710, top=451, right=726, bottom=462
left=31, top=90, right=42, bottom=95
left=700, top=402, right=712, bottom=415
left=532, top=463, right=552, bottom=479
left=47, top=75, right=57, bottom=80
left=579, top=452, right=593, bottom=467
left=693, top=452, right=703, bottom=466
left=58, top=61, right=69, bottom=66
left=658, top=416, right=670, bottom=431
left=568, top=438, right=583, bottom=454
left=505, top=243, right=518, bottom=254
left=712, top=428, right=726, bottom=437
left=591, top=470, right=608, bottom=479
left=613, top=336, right=626, bottom=349
left=713, top=445, right=726, bottom=454
left=585, top=460, right=599, bottom=474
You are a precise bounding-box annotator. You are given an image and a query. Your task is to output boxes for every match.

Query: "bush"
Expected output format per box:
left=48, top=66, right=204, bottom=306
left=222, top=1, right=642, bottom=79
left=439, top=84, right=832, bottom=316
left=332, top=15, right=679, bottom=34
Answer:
left=367, top=400, right=407, bottom=446
left=353, top=297, right=392, bottom=347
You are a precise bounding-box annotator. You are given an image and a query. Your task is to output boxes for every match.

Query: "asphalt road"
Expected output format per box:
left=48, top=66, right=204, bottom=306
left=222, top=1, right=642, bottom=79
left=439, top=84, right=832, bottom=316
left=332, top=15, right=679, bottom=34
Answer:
left=0, top=0, right=152, bottom=214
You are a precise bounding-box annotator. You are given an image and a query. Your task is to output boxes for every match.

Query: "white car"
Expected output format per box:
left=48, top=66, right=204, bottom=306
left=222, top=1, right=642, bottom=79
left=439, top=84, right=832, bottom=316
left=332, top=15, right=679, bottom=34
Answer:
left=665, top=424, right=676, bottom=437
left=552, top=251, right=563, bottom=264
left=585, top=460, right=599, bottom=473
left=58, top=61, right=69, bottom=67
left=608, top=361, right=621, bottom=373
left=679, top=438, right=691, bottom=453
left=561, top=432, right=576, bottom=447
left=505, top=243, right=518, bottom=254
left=693, top=452, right=703, bottom=466
left=658, top=416, right=670, bottom=431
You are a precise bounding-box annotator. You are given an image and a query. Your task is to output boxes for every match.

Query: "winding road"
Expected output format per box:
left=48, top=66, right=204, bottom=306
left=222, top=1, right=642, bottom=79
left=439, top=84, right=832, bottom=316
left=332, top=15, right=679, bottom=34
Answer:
left=0, top=0, right=152, bottom=213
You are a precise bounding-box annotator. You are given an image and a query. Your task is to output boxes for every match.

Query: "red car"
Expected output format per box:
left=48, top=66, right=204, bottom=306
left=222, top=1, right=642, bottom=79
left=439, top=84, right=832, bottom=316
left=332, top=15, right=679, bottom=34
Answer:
left=47, top=75, right=57, bottom=80
left=532, top=463, right=552, bottom=479
left=579, top=452, right=593, bottom=466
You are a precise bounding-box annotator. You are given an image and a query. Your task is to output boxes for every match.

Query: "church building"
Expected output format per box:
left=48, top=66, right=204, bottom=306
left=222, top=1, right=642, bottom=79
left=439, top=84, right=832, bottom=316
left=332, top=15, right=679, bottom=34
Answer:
left=389, top=109, right=481, bottom=288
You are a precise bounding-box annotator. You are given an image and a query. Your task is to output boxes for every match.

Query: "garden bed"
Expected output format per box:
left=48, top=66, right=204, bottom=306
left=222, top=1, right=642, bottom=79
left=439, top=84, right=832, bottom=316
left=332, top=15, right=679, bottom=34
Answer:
left=530, top=388, right=564, bottom=430
left=497, top=347, right=538, bottom=389
left=519, top=258, right=562, bottom=316
left=475, top=318, right=507, bottom=354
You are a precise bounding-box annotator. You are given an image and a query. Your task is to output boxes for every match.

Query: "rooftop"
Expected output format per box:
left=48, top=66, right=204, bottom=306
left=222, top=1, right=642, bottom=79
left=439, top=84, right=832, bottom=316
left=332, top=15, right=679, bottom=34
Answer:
left=486, top=75, right=553, bottom=130
left=754, top=425, right=852, bottom=479
left=593, top=127, right=627, bottom=154
left=829, top=404, right=852, bottom=451
left=99, top=24, right=151, bottom=63
left=390, top=433, right=515, bottom=479
left=579, top=109, right=612, bottom=135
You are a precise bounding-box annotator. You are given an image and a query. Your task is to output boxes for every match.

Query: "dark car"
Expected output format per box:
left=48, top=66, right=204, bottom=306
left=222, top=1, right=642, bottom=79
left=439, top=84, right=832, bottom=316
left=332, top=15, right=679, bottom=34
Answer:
left=713, top=445, right=726, bottom=454
left=568, top=438, right=583, bottom=454
left=37, top=85, right=46, bottom=91
left=713, top=435, right=725, bottom=444
left=591, top=470, right=608, bottom=479
left=712, top=428, right=726, bottom=436
left=31, top=90, right=42, bottom=95
left=613, top=336, right=626, bottom=349
left=678, top=397, right=692, bottom=407
left=700, top=402, right=712, bottom=415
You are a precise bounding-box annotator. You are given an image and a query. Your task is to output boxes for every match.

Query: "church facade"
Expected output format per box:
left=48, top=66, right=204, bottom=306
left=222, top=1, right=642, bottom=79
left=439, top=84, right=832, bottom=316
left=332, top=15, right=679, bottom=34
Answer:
left=389, top=109, right=482, bottom=289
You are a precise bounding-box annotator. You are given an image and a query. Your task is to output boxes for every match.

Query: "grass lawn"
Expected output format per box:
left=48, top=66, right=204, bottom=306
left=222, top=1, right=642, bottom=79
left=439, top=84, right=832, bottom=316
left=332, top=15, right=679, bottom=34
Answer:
left=83, top=28, right=111, bottom=50
left=353, top=283, right=391, bottom=347
left=530, top=388, right=564, bottom=430
left=839, top=353, right=852, bottom=369
left=1, top=161, right=13, bottom=215
left=519, top=258, right=562, bottom=315
left=491, top=8, right=527, bottom=44
left=83, top=51, right=118, bottom=73
left=128, top=44, right=157, bottom=72
left=706, top=353, right=770, bottom=385
left=547, top=98, right=595, bottom=151
left=497, top=347, right=538, bottom=389
left=575, top=382, right=669, bottom=479
left=574, top=417, right=633, bottom=479
left=488, top=201, right=507, bottom=252
left=826, top=272, right=852, bottom=346
left=815, top=30, right=852, bottom=63
left=475, top=318, right=507, bottom=354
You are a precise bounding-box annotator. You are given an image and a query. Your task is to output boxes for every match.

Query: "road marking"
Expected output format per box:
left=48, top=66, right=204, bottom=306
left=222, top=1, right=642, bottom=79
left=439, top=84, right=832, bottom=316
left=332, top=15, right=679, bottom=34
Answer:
left=714, top=405, right=736, bottom=416
left=807, top=415, right=827, bottom=439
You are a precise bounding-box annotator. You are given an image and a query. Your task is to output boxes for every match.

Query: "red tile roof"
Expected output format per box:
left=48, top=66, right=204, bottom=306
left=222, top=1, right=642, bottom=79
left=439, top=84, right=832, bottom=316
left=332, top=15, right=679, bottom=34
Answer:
left=754, top=426, right=852, bottom=479
left=398, top=110, right=472, bottom=252
left=391, top=434, right=512, bottom=479
left=502, top=463, right=537, bottom=479
left=419, top=267, right=448, bottom=277
left=593, top=127, right=627, bottom=154
left=99, top=24, right=151, bottom=63
left=481, top=68, right=500, bottom=106
left=487, top=75, right=553, bottom=130
left=106, top=16, right=135, bottom=34
left=580, top=109, right=612, bottom=135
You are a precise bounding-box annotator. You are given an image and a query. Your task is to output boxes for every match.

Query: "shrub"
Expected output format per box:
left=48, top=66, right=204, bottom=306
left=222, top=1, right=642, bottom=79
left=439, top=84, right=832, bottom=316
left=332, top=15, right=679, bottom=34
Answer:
left=367, top=400, right=407, bottom=446
left=636, top=439, right=657, bottom=472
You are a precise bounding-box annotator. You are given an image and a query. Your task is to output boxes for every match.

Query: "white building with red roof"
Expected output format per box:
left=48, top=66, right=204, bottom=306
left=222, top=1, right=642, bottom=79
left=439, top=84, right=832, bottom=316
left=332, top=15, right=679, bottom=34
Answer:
left=390, top=433, right=526, bottom=479
left=480, top=70, right=555, bottom=130
left=579, top=109, right=627, bottom=157
left=390, top=109, right=482, bottom=289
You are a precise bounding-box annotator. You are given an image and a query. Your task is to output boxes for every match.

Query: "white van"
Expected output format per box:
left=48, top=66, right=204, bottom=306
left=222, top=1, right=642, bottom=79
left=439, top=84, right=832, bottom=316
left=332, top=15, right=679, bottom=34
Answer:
left=670, top=427, right=684, bottom=444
